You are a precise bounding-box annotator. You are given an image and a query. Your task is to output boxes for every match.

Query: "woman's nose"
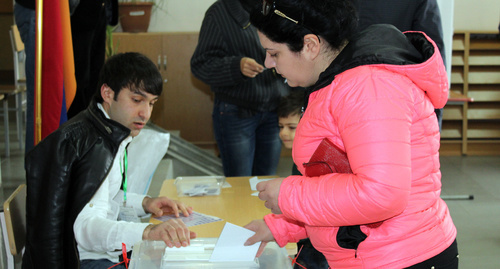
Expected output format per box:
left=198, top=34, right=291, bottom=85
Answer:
left=264, top=53, right=275, bottom=69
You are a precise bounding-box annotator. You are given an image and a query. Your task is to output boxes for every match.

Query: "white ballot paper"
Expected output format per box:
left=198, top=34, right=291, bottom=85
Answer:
left=154, top=211, right=222, bottom=227
left=249, top=176, right=275, bottom=196
left=209, top=222, right=261, bottom=262
left=249, top=176, right=275, bottom=191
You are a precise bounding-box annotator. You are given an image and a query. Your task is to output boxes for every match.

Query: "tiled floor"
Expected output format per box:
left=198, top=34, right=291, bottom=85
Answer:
left=1, top=122, right=500, bottom=268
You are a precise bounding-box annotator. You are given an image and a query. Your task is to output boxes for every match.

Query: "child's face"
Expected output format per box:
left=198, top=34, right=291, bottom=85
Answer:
left=279, top=114, right=301, bottom=149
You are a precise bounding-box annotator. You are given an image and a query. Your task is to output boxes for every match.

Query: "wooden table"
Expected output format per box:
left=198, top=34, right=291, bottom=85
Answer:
left=150, top=176, right=297, bottom=254
left=447, top=90, right=474, bottom=105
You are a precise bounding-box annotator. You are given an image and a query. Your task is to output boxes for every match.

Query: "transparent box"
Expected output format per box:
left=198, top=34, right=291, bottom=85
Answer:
left=174, top=176, right=225, bottom=197
left=129, top=238, right=293, bottom=269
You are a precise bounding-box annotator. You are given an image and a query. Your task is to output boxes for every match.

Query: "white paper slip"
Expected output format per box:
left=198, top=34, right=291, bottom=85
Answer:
left=154, top=211, right=222, bottom=227
left=209, top=222, right=261, bottom=262
left=249, top=176, right=275, bottom=191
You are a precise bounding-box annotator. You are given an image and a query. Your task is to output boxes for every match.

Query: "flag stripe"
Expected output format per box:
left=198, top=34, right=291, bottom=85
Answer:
left=39, top=0, right=65, bottom=139
left=60, top=0, right=76, bottom=109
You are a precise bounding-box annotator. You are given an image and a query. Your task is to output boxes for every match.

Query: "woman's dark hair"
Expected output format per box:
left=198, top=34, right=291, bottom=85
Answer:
left=94, top=52, right=163, bottom=103
left=250, top=0, right=358, bottom=52
left=278, top=89, right=305, bottom=118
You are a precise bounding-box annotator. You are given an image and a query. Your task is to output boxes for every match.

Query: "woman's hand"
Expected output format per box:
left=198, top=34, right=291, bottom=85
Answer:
left=244, top=219, right=275, bottom=257
left=257, top=178, right=284, bottom=214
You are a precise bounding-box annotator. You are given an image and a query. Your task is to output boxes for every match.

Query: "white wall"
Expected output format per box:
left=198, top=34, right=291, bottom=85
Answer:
left=149, top=0, right=216, bottom=32
left=146, top=0, right=500, bottom=33
left=454, top=0, right=500, bottom=31
left=437, top=0, right=454, bottom=85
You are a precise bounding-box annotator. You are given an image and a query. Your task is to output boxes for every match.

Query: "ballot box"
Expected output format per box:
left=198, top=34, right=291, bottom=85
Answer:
left=129, top=238, right=292, bottom=269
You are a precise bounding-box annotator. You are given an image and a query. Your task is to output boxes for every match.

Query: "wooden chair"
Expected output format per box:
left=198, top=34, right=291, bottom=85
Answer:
left=10, top=25, right=26, bottom=90
left=0, top=25, right=27, bottom=157
left=3, top=184, right=27, bottom=269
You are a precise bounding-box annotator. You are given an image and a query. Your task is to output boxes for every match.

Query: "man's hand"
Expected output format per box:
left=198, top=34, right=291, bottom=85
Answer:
left=240, top=57, right=265, bottom=78
left=244, top=219, right=275, bottom=257
left=142, top=196, right=193, bottom=217
left=257, top=178, right=284, bottom=214
left=142, top=219, right=197, bottom=248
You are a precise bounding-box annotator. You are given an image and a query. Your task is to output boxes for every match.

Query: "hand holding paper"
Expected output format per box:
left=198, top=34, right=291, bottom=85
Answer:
left=244, top=219, right=275, bottom=257
left=256, top=178, right=284, bottom=214
left=209, top=222, right=261, bottom=262
left=249, top=176, right=274, bottom=191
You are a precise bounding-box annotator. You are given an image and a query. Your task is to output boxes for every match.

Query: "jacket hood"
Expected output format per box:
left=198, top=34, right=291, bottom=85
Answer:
left=308, top=24, right=448, bottom=109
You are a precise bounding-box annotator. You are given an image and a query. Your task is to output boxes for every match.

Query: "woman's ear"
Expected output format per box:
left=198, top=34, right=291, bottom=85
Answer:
left=302, top=34, right=321, bottom=60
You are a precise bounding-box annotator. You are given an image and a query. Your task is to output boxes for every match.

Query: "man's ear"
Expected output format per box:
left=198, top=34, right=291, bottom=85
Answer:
left=101, top=84, right=114, bottom=104
left=302, top=34, right=321, bottom=61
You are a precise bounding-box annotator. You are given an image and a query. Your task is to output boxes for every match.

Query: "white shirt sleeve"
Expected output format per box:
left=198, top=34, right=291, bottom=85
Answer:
left=74, top=136, right=150, bottom=253
left=74, top=175, right=150, bottom=252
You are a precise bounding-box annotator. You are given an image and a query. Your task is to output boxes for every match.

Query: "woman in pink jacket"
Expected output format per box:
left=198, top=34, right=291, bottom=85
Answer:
left=244, top=0, right=458, bottom=268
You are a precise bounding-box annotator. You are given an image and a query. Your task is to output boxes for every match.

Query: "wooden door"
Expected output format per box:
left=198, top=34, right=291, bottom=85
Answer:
left=152, top=32, right=215, bottom=151
left=111, top=32, right=216, bottom=152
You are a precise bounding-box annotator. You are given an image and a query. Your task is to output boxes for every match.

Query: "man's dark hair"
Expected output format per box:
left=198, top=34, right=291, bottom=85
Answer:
left=250, top=0, right=358, bottom=52
left=95, top=52, right=163, bottom=102
left=278, top=89, right=305, bottom=118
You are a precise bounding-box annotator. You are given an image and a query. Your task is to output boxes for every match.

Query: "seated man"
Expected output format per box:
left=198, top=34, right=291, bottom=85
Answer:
left=23, top=52, right=196, bottom=269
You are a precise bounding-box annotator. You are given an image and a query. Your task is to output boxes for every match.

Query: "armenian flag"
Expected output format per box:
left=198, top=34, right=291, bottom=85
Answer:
left=34, top=0, right=76, bottom=144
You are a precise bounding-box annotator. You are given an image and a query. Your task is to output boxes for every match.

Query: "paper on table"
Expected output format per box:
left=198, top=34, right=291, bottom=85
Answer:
left=154, top=211, right=222, bottom=227
left=209, top=222, right=261, bottom=262
left=249, top=176, right=275, bottom=191
left=222, top=181, right=232, bottom=188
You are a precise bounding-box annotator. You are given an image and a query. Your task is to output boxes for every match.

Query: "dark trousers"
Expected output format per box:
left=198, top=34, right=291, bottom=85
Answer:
left=294, top=239, right=329, bottom=269
left=406, top=239, right=459, bottom=269
left=295, top=238, right=458, bottom=269
left=14, top=4, right=36, bottom=153
left=67, top=4, right=107, bottom=118
left=212, top=99, right=282, bottom=177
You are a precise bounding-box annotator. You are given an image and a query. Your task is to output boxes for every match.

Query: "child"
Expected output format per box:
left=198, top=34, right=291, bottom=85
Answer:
left=277, top=89, right=328, bottom=269
left=278, top=90, right=303, bottom=152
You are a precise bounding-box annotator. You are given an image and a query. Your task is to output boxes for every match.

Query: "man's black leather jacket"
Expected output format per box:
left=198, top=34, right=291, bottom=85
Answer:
left=22, top=100, right=130, bottom=269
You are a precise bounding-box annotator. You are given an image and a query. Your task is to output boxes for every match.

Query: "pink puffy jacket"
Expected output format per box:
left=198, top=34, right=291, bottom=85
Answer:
left=264, top=27, right=457, bottom=268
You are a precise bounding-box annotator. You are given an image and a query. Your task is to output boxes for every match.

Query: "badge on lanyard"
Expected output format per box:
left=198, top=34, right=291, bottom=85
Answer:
left=118, top=206, right=140, bottom=222
left=118, top=147, right=140, bottom=223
